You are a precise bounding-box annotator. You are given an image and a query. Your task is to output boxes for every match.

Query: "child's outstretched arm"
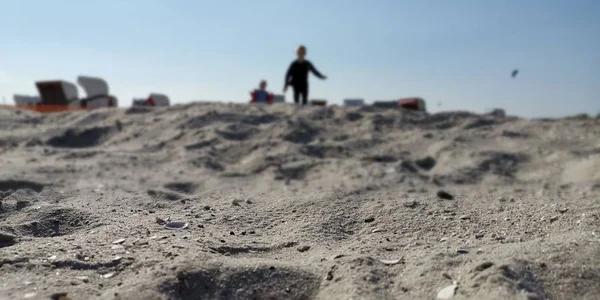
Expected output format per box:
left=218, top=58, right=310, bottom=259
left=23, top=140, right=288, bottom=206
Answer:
left=309, top=62, right=327, bottom=79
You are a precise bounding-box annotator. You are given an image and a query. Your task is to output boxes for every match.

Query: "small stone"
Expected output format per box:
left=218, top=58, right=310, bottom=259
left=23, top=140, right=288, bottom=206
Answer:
left=75, top=276, right=89, bottom=283
left=364, top=217, right=375, bottom=223
left=525, top=292, right=543, bottom=300
left=491, top=233, right=505, bottom=241
left=371, top=228, right=386, bottom=233
left=134, top=239, right=148, bottom=246
left=436, top=284, right=457, bottom=299
left=112, top=256, right=122, bottom=262
left=497, top=197, right=507, bottom=202
left=203, top=205, right=211, bottom=210
left=23, top=292, right=37, bottom=299
left=112, top=238, right=126, bottom=244
left=326, top=270, right=334, bottom=281
left=440, top=237, right=448, bottom=242
left=245, top=199, right=253, bottom=204
left=402, top=200, right=419, bottom=208
left=102, top=273, right=115, bottom=279
left=111, top=245, right=124, bottom=250
left=473, top=262, right=494, bottom=272
left=156, top=217, right=168, bottom=225
left=549, top=216, right=559, bottom=223
left=456, top=249, right=469, bottom=254
left=436, top=190, right=454, bottom=200
left=232, top=199, right=242, bottom=206
left=557, top=208, right=568, bottom=213
left=459, top=215, right=470, bottom=220
left=475, top=232, right=484, bottom=239
left=297, top=245, right=311, bottom=252
left=50, top=292, right=70, bottom=300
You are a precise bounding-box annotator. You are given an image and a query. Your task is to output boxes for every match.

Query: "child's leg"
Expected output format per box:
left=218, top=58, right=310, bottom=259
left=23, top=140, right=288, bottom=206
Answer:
left=302, top=87, right=309, bottom=105
left=293, top=88, right=301, bottom=104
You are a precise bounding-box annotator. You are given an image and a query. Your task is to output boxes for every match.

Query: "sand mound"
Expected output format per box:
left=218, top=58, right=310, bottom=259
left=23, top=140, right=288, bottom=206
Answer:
left=160, top=264, right=321, bottom=300
left=46, top=126, right=117, bottom=148
left=0, top=180, right=45, bottom=193
left=0, top=103, right=598, bottom=299
left=2, top=206, right=93, bottom=238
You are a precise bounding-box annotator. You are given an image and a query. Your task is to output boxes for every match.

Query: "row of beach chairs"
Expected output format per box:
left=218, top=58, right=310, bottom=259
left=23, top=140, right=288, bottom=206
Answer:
left=9, top=75, right=426, bottom=113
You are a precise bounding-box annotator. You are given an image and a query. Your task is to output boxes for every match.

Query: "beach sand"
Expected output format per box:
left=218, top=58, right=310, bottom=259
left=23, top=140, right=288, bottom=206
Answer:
left=0, top=103, right=599, bottom=300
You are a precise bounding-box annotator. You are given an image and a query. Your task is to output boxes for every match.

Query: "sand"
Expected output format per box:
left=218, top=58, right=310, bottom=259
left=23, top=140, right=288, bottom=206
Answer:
left=0, top=103, right=599, bottom=300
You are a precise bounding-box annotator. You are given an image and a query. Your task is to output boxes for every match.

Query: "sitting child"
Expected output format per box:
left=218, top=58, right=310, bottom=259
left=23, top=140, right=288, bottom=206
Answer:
left=250, top=80, right=274, bottom=104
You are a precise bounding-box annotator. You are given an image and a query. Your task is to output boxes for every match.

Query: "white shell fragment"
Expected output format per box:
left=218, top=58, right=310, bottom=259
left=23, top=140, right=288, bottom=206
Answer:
left=164, top=221, right=189, bottom=230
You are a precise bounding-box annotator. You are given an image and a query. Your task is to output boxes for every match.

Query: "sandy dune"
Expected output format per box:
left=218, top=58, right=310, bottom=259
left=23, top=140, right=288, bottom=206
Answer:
left=0, top=103, right=599, bottom=300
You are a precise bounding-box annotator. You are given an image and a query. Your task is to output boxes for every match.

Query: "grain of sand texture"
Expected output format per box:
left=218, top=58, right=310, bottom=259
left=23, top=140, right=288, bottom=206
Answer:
left=0, top=103, right=599, bottom=300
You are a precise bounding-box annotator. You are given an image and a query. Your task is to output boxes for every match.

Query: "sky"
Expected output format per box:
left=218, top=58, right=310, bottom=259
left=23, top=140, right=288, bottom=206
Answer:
left=0, top=0, right=599, bottom=118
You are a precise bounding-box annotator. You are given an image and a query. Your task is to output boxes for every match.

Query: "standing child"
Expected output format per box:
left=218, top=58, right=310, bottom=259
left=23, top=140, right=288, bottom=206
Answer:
left=283, top=45, right=327, bottom=105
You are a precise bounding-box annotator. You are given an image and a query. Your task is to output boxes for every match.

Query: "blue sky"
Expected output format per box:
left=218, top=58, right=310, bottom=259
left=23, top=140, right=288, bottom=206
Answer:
left=0, top=0, right=598, bottom=117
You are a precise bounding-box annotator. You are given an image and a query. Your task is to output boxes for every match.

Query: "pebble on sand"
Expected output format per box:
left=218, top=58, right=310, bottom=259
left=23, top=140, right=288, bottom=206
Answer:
left=436, top=190, right=454, bottom=200
left=112, top=238, right=126, bottom=244
left=402, top=200, right=419, bottom=208
left=364, top=217, right=375, bottom=223
left=297, top=245, right=311, bottom=252
left=50, top=292, right=71, bottom=300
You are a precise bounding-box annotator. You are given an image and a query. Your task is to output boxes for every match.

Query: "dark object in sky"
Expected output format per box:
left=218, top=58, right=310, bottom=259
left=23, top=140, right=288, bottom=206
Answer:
left=511, top=69, right=519, bottom=78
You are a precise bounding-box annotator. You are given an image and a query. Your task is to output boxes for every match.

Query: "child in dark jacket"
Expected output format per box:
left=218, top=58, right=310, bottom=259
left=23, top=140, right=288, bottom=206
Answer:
left=283, top=45, right=327, bottom=105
